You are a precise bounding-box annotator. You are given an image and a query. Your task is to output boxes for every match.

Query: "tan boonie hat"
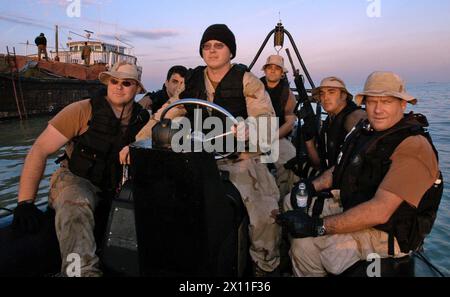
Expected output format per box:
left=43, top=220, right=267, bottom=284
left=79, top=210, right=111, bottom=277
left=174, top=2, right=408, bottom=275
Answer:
left=262, top=55, right=288, bottom=73
left=312, top=76, right=353, bottom=102
left=355, top=71, right=417, bottom=106
left=99, top=61, right=146, bottom=94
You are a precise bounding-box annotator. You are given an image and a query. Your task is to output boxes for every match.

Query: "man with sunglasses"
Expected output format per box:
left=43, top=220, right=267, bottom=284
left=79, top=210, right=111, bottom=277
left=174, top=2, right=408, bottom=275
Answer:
left=155, top=24, right=281, bottom=276
left=12, top=62, right=150, bottom=277
left=130, top=24, right=281, bottom=276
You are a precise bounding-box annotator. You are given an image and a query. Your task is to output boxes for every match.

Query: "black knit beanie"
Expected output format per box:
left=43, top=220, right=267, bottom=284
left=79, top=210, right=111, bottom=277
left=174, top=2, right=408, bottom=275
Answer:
left=199, top=24, right=236, bottom=59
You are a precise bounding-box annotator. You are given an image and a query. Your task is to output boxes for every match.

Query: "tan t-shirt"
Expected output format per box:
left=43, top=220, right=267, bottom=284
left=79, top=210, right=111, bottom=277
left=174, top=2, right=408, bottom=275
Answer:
left=379, top=135, right=440, bottom=208
left=138, top=95, right=152, bottom=110
left=49, top=99, right=133, bottom=158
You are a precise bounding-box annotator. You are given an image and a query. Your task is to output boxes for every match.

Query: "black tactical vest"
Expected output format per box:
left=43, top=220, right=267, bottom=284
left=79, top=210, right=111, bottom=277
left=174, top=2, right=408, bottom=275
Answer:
left=260, top=77, right=290, bottom=127
left=148, top=86, right=169, bottom=112
left=318, top=101, right=359, bottom=169
left=68, top=94, right=149, bottom=191
left=181, top=64, right=249, bottom=121
left=333, top=113, right=443, bottom=253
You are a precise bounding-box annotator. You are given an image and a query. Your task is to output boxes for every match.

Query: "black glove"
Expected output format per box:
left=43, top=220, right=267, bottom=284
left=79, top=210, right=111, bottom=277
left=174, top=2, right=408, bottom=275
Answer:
left=12, top=202, right=44, bottom=234
left=276, top=209, right=323, bottom=238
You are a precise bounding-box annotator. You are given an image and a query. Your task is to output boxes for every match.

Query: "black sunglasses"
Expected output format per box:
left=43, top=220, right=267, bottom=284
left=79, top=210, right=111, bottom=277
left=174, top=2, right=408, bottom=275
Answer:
left=109, top=78, right=137, bottom=88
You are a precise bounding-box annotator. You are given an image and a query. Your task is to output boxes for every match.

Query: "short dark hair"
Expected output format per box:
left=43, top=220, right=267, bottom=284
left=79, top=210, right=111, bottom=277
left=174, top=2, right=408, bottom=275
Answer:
left=166, top=65, right=187, bottom=81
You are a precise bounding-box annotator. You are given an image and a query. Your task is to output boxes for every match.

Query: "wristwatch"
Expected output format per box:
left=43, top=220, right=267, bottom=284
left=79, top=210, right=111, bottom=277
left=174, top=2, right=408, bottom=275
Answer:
left=315, top=218, right=327, bottom=236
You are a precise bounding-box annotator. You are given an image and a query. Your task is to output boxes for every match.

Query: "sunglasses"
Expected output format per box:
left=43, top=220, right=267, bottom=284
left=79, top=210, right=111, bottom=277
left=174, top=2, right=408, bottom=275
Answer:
left=109, top=78, right=137, bottom=88
left=201, top=42, right=226, bottom=51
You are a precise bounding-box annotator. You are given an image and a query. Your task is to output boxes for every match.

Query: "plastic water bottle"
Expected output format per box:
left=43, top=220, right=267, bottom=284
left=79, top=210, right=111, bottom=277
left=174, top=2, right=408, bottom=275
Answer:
left=296, top=183, right=308, bottom=212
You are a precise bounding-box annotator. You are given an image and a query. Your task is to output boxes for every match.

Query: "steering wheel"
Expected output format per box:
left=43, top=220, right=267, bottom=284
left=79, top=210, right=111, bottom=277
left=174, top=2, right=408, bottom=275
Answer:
left=159, top=98, right=240, bottom=160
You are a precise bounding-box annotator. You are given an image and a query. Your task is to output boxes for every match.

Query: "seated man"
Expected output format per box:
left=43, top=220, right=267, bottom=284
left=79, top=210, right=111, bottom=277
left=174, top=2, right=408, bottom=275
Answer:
left=12, top=62, right=149, bottom=276
left=283, top=77, right=366, bottom=212
left=305, top=76, right=366, bottom=171
left=138, top=65, right=187, bottom=112
left=277, top=71, right=442, bottom=277
left=125, top=24, right=281, bottom=276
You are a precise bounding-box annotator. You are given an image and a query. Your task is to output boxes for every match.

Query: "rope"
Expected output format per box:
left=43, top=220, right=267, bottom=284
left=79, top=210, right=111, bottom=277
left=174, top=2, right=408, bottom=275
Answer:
left=415, top=251, right=446, bottom=277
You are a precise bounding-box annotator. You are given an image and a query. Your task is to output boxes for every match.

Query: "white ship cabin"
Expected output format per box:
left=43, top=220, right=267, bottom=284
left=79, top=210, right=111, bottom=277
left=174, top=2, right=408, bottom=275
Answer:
left=49, top=41, right=137, bottom=68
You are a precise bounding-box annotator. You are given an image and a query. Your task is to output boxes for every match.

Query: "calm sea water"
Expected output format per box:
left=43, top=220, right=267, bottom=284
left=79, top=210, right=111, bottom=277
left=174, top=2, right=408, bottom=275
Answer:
left=0, top=82, right=449, bottom=275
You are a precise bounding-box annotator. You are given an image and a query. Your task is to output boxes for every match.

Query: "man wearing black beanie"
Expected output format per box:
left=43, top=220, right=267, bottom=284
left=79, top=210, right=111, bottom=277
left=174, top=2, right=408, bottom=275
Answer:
left=199, top=24, right=237, bottom=59
left=133, top=24, right=281, bottom=276
left=187, top=24, right=281, bottom=276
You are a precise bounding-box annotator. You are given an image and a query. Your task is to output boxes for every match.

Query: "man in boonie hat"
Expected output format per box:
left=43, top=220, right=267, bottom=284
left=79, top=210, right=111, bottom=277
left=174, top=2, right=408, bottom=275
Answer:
left=277, top=71, right=442, bottom=277
left=13, top=61, right=149, bottom=276
left=303, top=76, right=366, bottom=171
left=260, top=54, right=298, bottom=199
left=354, top=71, right=418, bottom=131
left=262, top=54, right=289, bottom=74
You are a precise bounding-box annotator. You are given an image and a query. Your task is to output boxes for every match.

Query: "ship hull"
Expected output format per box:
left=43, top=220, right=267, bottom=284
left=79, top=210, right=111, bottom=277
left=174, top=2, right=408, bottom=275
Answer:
left=0, top=73, right=104, bottom=120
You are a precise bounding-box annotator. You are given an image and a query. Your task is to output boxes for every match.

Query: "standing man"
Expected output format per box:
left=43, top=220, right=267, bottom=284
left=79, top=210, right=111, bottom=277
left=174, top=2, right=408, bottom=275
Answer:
left=277, top=71, right=442, bottom=276
left=34, top=33, right=48, bottom=61
left=12, top=62, right=149, bottom=277
left=81, top=42, right=92, bottom=66
left=260, top=54, right=298, bottom=198
left=138, top=65, right=187, bottom=112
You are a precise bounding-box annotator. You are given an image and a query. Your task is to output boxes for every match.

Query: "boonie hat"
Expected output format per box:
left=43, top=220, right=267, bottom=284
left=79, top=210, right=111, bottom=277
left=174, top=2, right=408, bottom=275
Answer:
left=312, top=76, right=353, bottom=102
left=262, top=55, right=288, bottom=73
left=99, top=61, right=146, bottom=94
left=355, top=71, right=417, bottom=106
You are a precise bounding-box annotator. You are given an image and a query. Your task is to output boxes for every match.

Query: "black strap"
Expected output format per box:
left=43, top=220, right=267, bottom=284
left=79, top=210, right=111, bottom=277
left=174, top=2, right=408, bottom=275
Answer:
left=55, top=152, right=68, bottom=164
left=312, top=196, right=325, bottom=218
left=310, top=191, right=334, bottom=218
left=388, top=230, right=395, bottom=256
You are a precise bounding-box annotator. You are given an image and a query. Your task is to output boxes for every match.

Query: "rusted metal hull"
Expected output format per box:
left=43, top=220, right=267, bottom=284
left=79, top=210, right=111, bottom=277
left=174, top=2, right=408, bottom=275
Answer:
left=0, top=73, right=104, bottom=120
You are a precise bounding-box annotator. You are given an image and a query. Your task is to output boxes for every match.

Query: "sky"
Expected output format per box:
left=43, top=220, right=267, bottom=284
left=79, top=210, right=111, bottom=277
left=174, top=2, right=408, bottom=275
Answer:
left=1, top=0, right=450, bottom=91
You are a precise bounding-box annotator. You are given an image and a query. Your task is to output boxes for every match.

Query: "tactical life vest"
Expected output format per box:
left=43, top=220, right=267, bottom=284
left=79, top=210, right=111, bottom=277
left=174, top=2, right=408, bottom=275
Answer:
left=260, top=77, right=290, bottom=127
left=67, top=94, right=149, bottom=191
left=181, top=64, right=249, bottom=121
left=179, top=65, right=249, bottom=156
left=318, top=101, right=359, bottom=169
left=333, top=113, right=443, bottom=254
left=148, top=86, right=169, bottom=112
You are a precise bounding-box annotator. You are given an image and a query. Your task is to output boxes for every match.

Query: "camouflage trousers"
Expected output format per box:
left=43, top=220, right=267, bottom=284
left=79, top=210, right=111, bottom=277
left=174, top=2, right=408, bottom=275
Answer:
left=49, top=167, right=103, bottom=277
left=217, top=156, right=281, bottom=273
left=282, top=191, right=405, bottom=277
left=273, top=138, right=299, bottom=199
